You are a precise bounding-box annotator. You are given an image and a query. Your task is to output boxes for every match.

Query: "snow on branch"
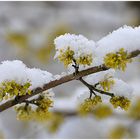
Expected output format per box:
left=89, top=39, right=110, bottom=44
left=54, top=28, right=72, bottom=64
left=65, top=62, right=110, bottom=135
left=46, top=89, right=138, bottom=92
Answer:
left=0, top=60, right=53, bottom=90
left=0, top=25, right=140, bottom=119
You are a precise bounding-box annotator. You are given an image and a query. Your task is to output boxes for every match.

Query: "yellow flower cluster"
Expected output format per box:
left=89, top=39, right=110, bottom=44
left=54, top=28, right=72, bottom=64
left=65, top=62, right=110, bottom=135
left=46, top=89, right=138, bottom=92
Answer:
left=76, top=54, right=93, bottom=66
left=58, top=47, right=93, bottom=67
left=104, top=48, right=132, bottom=71
left=128, top=99, right=140, bottom=119
left=0, top=80, right=31, bottom=101
left=99, top=78, right=115, bottom=91
left=46, top=113, right=64, bottom=133
left=33, top=107, right=51, bottom=122
left=78, top=95, right=102, bottom=116
left=109, top=125, right=129, bottom=139
left=93, top=104, right=113, bottom=119
left=33, top=95, right=53, bottom=122
left=15, top=105, right=33, bottom=121
left=15, top=95, right=53, bottom=122
left=58, top=47, right=74, bottom=67
left=110, top=96, right=131, bottom=111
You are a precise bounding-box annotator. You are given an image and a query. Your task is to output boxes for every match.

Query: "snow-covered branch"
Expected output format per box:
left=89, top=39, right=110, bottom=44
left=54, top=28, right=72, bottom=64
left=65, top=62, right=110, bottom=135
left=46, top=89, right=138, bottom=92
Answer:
left=0, top=25, right=140, bottom=125
left=0, top=49, right=139, bottom=112
left=0, top=63, right=109, bottom=112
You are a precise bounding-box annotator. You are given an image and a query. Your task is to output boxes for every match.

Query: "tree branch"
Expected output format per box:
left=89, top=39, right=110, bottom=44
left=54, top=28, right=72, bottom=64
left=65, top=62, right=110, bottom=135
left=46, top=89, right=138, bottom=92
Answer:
left=128, top=50, right=140, bottom=59
left=0, top=64, right=109, bottom=112
left=79, top=77, right=114, bottom=97
left=0, top=50, right=140, bottom=112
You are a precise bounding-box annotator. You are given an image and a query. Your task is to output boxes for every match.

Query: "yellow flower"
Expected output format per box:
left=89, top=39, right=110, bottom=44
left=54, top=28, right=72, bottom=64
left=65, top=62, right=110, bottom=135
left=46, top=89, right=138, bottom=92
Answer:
left=109, top=125, right=129, bottom=139
left=15, top=105, right=33, bottom=121
left=34, top=95, right=53, bottom=122
left=46, top=113, right=64, bottom=133
left=104, top=48, right=132, bottom=71
left=0, top=80, right=31, bottom=101
left=110, top=96, right=131, bottom=111
left=93, top=104, right=113, bottom=119
left=99, top=78, right=115, bottom=91
left=78, top=95, right=102, bottom=116
left=15, top=95, right=54, bottom=122
left=34, top=107, right=51, bottom=122
left=57, top=47, right=93, bottom=67
left=35, top=95, right=53, bottom=110
left=58, top=47, right=74, bottom=67
left=128, top=99, right=140, bottom=119
left=76, top=54, right=93, bottom=66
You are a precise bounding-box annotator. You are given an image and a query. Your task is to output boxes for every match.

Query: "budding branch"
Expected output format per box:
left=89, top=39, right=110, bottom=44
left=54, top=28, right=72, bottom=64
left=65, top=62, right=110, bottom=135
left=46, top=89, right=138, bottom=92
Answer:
left=0, top=50, right=140, bottom=112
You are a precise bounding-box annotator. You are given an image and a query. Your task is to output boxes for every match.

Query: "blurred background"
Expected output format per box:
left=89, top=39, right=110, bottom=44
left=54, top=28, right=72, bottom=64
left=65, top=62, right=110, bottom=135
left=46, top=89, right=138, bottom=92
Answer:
left=0, top=1, right=140, bottom=138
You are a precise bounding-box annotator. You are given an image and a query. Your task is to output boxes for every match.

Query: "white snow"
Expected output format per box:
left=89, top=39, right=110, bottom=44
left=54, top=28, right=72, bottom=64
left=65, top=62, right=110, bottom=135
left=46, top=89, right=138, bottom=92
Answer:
left=0, top=25, right=138, bottom=95
left=26, top=68, right=53, bottom=89
left=76, top=88, right=91, bottom=104
left=96, top=25, right=140, bottom=54
left=54, top=33, right=96, bottom=61
left=110, top=78, right=133, bottom=98
left=84, top=69, right=133, bottom=98
left=0, top=60, right=27, bottom=84
left=53, top=72, right=68, bottom=81
left=53, top=26, right=139, bottom=99
left=84, top=69, right=115, bottom=85
left=95, top=25, right=140, bottom=65
left=0, top=60, right=53, bottom=90
left=76, top=78, right=133, bottom=103
left=54, top=26, right=140, bottom=67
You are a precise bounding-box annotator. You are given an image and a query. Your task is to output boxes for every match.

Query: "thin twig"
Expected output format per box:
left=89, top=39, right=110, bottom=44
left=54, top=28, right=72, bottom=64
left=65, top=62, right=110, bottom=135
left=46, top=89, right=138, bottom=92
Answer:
left=72, top=60, right=114, bottom=98
left=79, top=77, right=114, bottom=97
